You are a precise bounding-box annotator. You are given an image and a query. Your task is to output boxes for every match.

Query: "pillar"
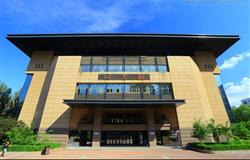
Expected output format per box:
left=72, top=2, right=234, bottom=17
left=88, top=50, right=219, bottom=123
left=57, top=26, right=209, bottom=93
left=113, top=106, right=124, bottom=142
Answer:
left=92, top=107, right=103, bottom=147
left=147, top=107, right=157, bottom=147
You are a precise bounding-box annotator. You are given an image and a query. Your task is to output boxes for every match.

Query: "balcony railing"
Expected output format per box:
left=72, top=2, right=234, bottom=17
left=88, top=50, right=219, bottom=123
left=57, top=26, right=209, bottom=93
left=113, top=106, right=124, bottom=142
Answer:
left=75, top=93, right=173, bottom=100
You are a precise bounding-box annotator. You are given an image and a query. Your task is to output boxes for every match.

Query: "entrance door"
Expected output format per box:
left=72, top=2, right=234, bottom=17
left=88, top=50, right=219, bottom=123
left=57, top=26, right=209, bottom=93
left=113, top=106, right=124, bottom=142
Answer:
left=79, top=130, right=93, bottom=146
left=101, top=131, right=148, bottom=146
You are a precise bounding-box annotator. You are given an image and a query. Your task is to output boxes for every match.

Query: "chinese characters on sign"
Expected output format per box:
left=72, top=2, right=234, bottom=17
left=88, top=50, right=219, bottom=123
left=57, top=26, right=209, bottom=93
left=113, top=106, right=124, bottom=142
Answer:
left=98, top=74, right=150, bottom=80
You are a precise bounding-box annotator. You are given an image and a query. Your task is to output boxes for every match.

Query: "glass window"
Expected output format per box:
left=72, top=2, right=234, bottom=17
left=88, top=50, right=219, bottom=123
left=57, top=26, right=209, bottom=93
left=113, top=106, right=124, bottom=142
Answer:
left=88, top=84, right=105, bottom=95
left=19, top=74, right=33, bottom=102
left=107, top=84, right=124, bottom=93
left=108, top=65, right=123, bottom=72
left=124, top=84, right=141, bottom=93
left=81, top=64, right=91, bottom=72
left=124, top=65, right=140, bottom=72
left=159, top=84, right=171, bottom=95
left=142, top=84, right=160, bottom=95
left=77, top=84, right=89, bottom=95
left=158, top=65, right=167, bottom=72
left=141, top=65, right=156, bottom=72
left=92, top=65, right=107, bottom=72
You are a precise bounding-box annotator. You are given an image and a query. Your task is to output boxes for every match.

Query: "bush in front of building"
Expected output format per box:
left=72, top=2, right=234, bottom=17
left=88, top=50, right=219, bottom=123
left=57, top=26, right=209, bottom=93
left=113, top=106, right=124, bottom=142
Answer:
left=5, top=121, right=61, bottom=151
left=6, top=121, right=36, bottom=145
left=188, top=140, right=250, bottom=151
left=192, top=119, right=210, bottom=142
left=231, top=121, right=250, bottom=140
left=206, top=119, right=232, bottom=143
left=8, top=143, right=61, bottom=152
left=190, top=117, right=250, bottom=151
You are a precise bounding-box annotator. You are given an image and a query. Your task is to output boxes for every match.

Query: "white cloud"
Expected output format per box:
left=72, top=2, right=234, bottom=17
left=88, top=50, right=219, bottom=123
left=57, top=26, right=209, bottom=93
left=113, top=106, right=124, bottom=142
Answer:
left=224, top=77, right=250, bottom=107
left=2, top=0, right=165, bottom=32
left=219, top=51, right=250, bottom=70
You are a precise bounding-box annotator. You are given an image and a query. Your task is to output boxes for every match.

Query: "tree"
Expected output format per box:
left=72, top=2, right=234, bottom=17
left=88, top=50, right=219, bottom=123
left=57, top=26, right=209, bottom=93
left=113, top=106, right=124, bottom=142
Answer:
left=219, top=122, right=232, bottom=142
left=192, top=119, right=210, bottom=142
left=0, top=82, right=12, bottom=116
left=0, top=82, right=22, bottom=118
left=207, top=119, right=220, bottom=142
left=232, top=105, right=250, bottom=123
left=231, top=121, right=250, bottom=140
left=6, top=91, right=23, bottom=118
left=6, top=121, right=36, bottom=145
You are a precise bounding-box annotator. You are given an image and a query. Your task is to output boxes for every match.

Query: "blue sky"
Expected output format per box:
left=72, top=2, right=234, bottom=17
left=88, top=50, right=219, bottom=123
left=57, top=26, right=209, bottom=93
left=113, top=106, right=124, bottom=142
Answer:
left=0, top=0, right=249, bottom=106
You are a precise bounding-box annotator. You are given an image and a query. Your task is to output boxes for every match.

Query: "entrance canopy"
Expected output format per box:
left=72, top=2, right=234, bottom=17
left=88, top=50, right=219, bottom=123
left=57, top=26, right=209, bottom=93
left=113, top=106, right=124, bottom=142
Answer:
left=63, top=99, right=185, bottom=107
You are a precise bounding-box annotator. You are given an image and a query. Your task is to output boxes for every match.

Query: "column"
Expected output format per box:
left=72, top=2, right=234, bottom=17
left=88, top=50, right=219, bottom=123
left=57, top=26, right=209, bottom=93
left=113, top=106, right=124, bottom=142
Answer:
left=92, top=107, right=103, bottom=147
left=147, top=107, right=157, bottom=147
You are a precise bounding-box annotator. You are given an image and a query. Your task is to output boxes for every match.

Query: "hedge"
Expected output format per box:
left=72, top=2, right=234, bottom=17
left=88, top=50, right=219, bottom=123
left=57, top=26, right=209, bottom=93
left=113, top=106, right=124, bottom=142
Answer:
left=188, top=141, right=250, bottom=151
left=8, top=143, right=61, bottom=152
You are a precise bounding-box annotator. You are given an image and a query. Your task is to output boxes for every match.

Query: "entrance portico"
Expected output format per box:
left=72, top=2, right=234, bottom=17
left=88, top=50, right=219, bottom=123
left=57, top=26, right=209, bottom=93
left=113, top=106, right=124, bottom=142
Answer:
left=65, top=100, right=184, bottom=147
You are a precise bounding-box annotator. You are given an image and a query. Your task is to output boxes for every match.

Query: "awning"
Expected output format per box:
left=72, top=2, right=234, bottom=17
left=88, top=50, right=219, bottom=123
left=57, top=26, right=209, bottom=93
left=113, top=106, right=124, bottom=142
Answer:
left=63, top=99, right=185, bottom=107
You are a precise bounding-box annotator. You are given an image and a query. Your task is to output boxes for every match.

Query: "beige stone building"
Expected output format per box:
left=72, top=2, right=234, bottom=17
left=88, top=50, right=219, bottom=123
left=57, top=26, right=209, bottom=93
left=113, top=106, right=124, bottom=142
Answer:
left=7, top=33, right=239, bottom=147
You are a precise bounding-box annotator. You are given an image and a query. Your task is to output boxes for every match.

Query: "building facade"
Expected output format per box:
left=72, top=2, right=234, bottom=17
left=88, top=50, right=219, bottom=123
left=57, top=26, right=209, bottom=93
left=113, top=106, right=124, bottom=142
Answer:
left=7, top=33, right=239, bottom=147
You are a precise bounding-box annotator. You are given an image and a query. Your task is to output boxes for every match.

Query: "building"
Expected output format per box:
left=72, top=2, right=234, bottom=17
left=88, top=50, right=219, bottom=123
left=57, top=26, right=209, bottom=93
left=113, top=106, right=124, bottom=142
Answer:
left=218, top=85, right=235, bottom=122
left=7, top=33, right=239, bottom=147
left=241, top=98, right=250, bottom=105
left=214, top=74, right=235, bottom=122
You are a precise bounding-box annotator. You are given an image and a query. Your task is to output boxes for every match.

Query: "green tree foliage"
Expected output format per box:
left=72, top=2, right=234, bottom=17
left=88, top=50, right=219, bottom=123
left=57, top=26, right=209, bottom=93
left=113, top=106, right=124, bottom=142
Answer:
left=207, top=119, right=232, bottom=142
left=0, top=117, right=17, bottom=143
left=0, top=81, right=22, bottom=118
left=6, top=121, right=36, bottom=145
left=0, top=82, right=12, bottom=116
left=6, top=91, right=23, bottom=118
left=231, top=121, right=250, bottom=140
left=232, top=105, right=250, bottom=123
left=192, top=119, right=210, bottom=142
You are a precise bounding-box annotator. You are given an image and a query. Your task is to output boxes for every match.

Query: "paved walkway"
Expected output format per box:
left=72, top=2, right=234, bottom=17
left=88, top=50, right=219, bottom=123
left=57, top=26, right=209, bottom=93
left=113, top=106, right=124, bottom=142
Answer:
left=1, top=147, right=250, bottom=159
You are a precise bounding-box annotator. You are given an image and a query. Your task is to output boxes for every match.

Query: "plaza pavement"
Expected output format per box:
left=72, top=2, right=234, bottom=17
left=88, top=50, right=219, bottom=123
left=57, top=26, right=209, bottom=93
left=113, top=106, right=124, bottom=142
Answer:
left=1, top=146, right=250, bottom=159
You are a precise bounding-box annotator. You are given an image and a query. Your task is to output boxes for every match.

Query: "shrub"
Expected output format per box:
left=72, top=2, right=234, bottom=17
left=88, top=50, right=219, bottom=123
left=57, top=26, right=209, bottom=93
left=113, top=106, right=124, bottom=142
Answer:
left=189, top=140, right=250, bottom=151
left=207, top=119, right=232, bottom=142
left=192, top=119, right=210, bottom=142
left=231, top=121, right=250, bottom=140
left=6, top=121, right=36, bottom=145
left=8, top=143, right=61, bottom=152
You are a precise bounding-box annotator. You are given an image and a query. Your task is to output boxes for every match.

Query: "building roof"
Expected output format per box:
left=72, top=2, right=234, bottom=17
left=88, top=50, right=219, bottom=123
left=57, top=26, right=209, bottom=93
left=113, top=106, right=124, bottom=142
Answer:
left=6, top=33, right=239, bottom=57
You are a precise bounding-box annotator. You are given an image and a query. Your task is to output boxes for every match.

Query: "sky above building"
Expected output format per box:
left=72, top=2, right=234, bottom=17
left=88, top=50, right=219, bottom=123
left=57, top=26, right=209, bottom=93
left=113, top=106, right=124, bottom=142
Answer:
left=0, top=0, right=249, bottom=107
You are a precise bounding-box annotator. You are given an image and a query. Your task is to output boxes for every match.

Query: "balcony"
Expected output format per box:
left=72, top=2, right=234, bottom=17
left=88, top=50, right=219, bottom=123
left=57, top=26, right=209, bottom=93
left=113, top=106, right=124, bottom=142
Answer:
left=64, top=83, right=185, bottom=107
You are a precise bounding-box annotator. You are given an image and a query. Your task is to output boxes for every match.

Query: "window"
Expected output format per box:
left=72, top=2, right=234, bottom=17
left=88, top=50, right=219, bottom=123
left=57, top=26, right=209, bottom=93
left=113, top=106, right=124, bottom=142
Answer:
left=81, top=64, right=91, bottom=72
left=159, top=84, right=171, bottom=95
left=124, top=65, right=140, bottom=72
left=19, top=74, right=33, bottom=102
left=142, top=84, right=160, bottom=95
left=80, top=56, right=169, bottom=72
left=106, top=84, right=124, bottom=93
left=76, top=83, right=173, bottom=99
left=77, top=84, right=89, bottom=95
left=108, top=65, right=123, bottom=72
left=141, top=65, right=156, bottom=72
left=124, top=84, right=141, bottom=93
left=92, top=65, right=107, bottom=72
left=158, top=65, right=167, bottom=72
left=88, top=84, right=105, bottom=95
